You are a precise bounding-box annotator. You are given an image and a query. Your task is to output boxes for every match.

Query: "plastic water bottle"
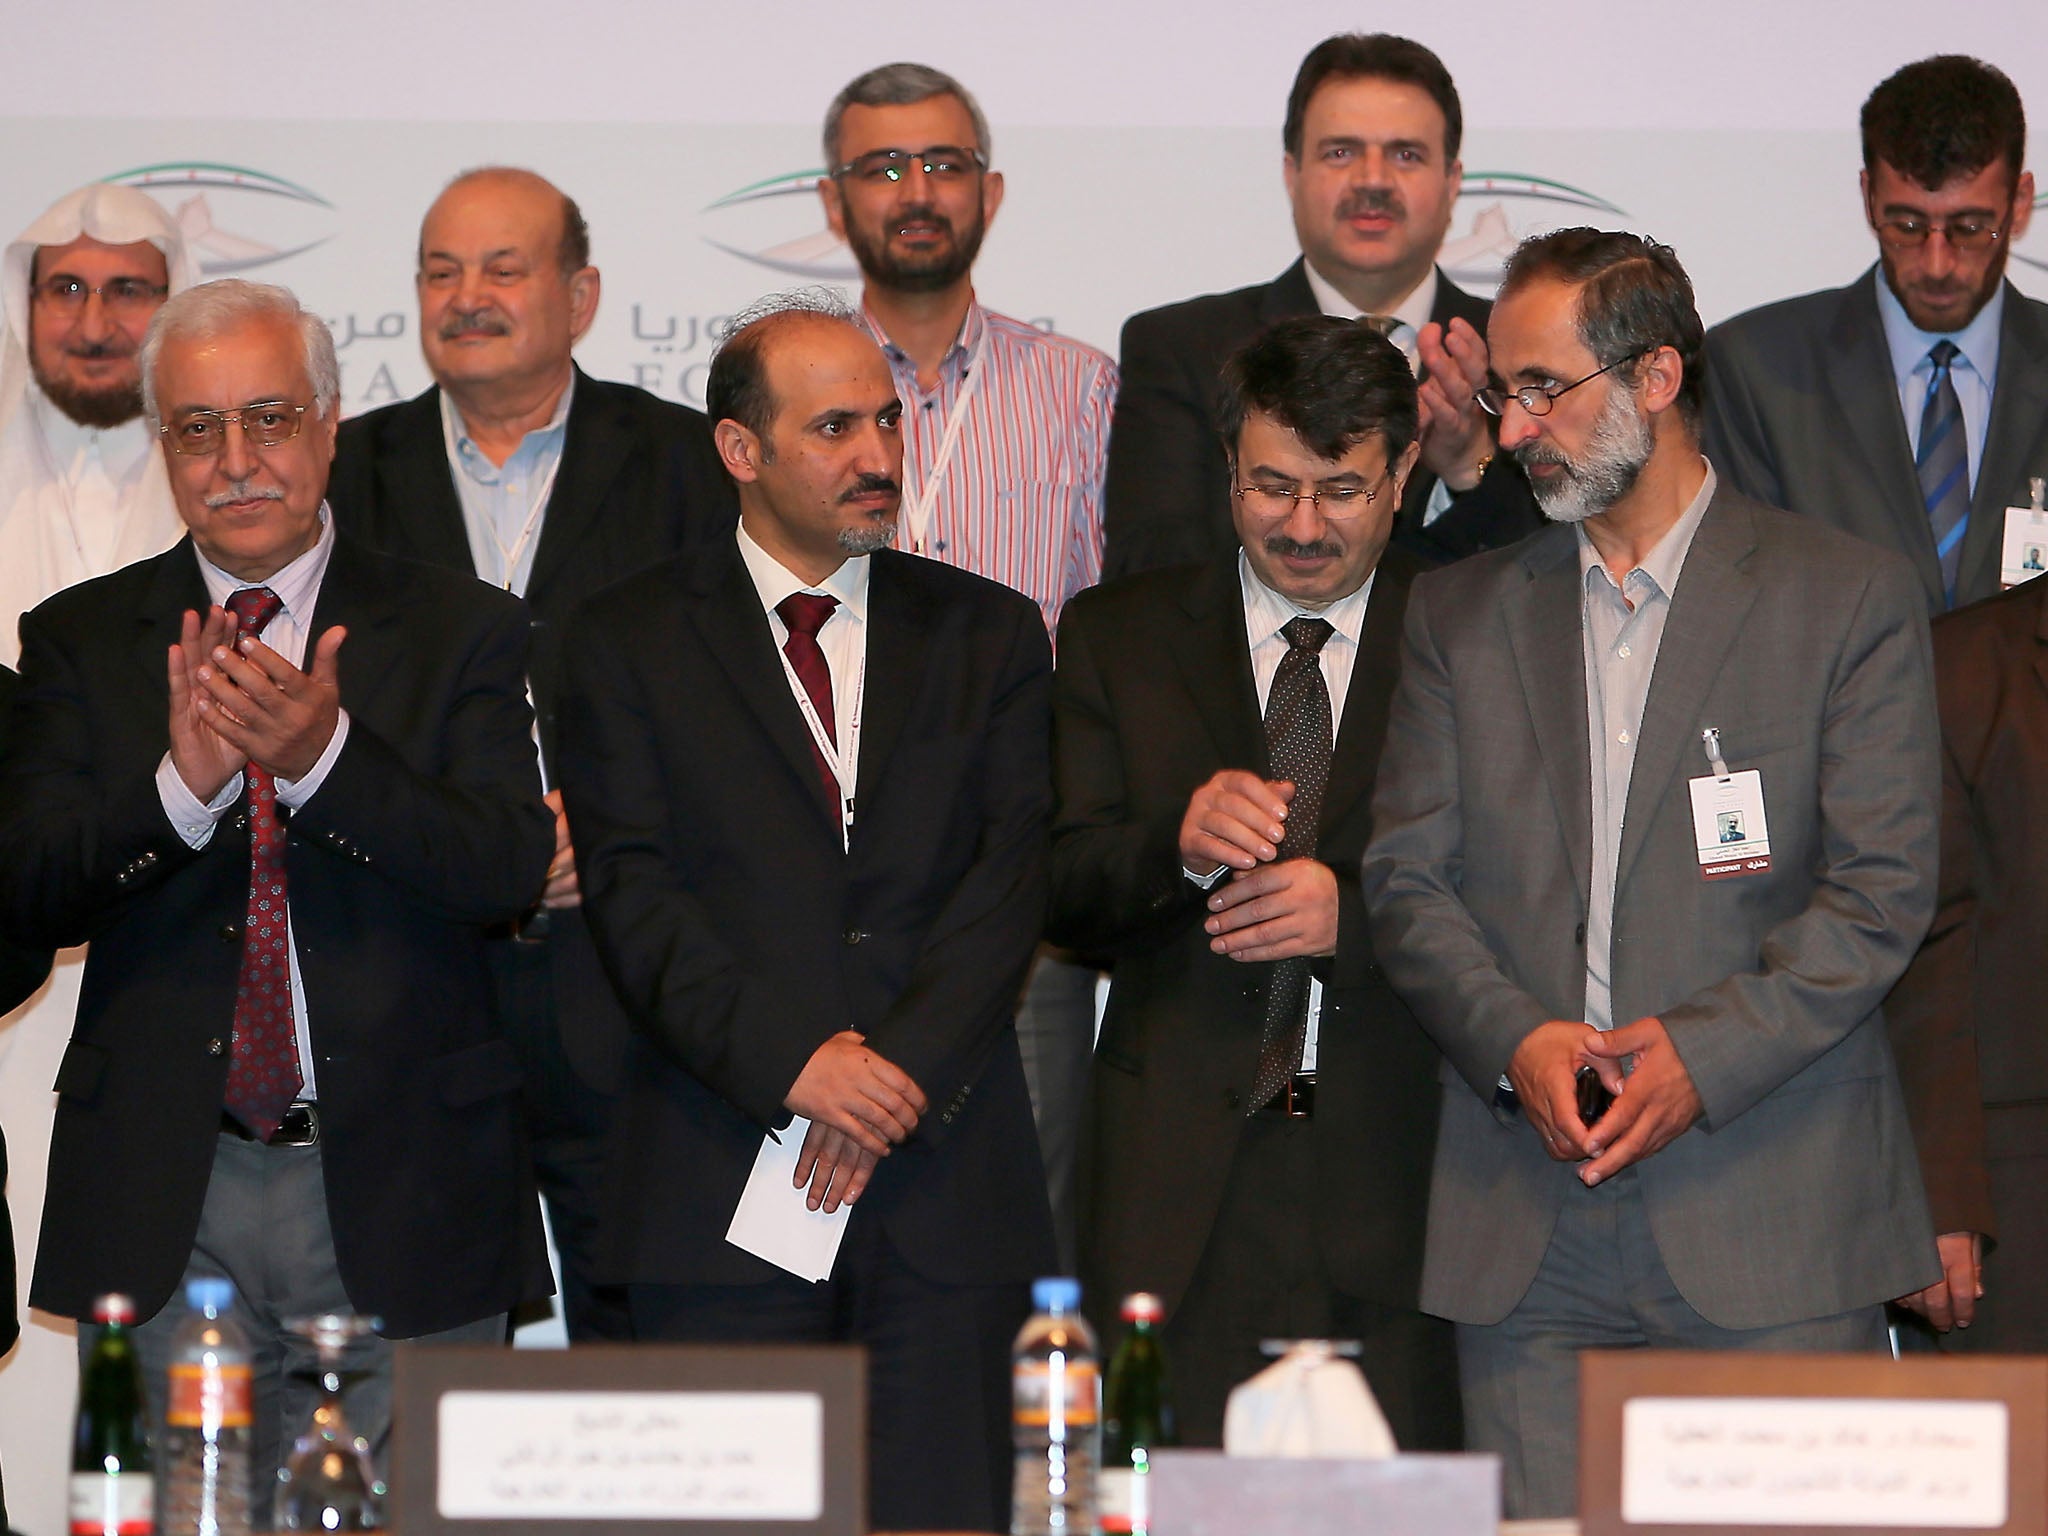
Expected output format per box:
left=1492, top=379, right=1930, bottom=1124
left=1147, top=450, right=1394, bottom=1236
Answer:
left=1011, top=1276, right=1100, bottom=1536
left=161, top=1277, right=254, bottom=1536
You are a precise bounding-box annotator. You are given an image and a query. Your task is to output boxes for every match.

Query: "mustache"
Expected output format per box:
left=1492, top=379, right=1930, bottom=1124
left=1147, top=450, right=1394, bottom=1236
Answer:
left=1336, top=187, right=1405, bottom=221
left=1264, top=534, right=1343, bottom=560
left=839, top=473, right=900, bottom=505
left=1512, top=443, right=1575, bottom=474
left=439, top=307, right=512, bottom=339
left=204, top=480, right=285, bottom=509
left=890, top=203, right=954, bottom=236
left=61, top=338, right=137, bottom=360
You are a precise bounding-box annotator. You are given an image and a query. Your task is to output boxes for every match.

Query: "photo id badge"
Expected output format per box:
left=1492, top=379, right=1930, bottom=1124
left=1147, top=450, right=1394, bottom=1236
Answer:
left=2002, top=505, right=2048, bottom=590
left=1689, top=769, right=1771, bottom=880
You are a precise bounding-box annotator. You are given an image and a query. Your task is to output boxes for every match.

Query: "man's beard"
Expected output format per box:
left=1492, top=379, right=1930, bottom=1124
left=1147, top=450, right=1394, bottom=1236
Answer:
left=1515, top=383, right=1656, bottom=525
left=32, top=352, right=144, bottom=430
left=845, top=202, right=985, bottom=294
left=1879, top=241, right=2009, bottom=334
left=837, top=471, right=901, bottom=555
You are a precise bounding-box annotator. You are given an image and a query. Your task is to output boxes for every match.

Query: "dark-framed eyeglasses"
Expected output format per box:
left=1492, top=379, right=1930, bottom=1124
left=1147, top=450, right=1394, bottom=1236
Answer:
left=160, top=401, right=312, bottom=457
left=1475, top=347, right=1653, bottom=419
left=830, top=145, right=989, bottom=185
left=1233, top=478, right=1386, bottom=520
left=32, top=274, right=169, bottom=317
left=1872, top=213, right=2006, bottom=251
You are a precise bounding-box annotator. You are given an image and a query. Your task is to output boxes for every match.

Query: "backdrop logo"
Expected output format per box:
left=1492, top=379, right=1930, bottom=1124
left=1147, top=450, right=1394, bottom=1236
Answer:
left=1443, top=174, right=1629, bottom=293
left=103, top=162, right=336, bottom=275
left=701, top=169, right=859, bottom=279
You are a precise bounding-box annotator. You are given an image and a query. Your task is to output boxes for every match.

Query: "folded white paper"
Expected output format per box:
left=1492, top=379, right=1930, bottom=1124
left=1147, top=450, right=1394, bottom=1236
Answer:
left=724, top=1116, right=851, bottom=1282
left=1223, top=1344, right=1398, bottom=1459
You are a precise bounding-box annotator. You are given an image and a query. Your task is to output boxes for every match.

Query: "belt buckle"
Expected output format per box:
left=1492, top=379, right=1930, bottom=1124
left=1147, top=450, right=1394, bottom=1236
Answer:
left=1256, top=1072, right=1316, bottom=1119
left=512, top=906, right=552, bottom=945
left=272, top=1101, right=320, bottom=1146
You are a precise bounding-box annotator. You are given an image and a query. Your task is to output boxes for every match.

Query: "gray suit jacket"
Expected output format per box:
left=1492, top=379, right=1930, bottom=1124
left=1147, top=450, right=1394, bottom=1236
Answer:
left=1363, top=485, right=1942, bottom=1329
left=1703, top=269, right=2048, bottom=613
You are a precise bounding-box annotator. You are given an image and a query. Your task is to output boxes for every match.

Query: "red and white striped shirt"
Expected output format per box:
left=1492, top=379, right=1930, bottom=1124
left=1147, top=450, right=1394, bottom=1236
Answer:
left=864, top=300, right=1117, bottom=634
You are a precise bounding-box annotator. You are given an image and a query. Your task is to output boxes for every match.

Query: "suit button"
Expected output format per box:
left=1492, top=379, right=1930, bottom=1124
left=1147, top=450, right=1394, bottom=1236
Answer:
left=1574, top=922, right=1587, bottom=946
left=940, top=1110, right=954, bottom=1125
left=205, top=1038, right=225, bottom=1056
left=232, top=813, right=249, bottom=831
left=218, top=924, right=240, bottom=942
left=843, top=929, right=866, bottom=946
left=1224, top=1089, right=1241, bottom=1111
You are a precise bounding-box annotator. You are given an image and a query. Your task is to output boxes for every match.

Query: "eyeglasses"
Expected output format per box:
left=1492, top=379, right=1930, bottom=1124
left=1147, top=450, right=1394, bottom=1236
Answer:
left=1872, top=214, right=2006, bottom=251
left=32, top=274, right=170, bottom=318
left=160, top=401, right=312, bottom=457
left=1475, top=348, right=1652, bottom=419
left=831, top=145, right=989, bottom=184
left=1233, top=479, right=1386, bottom=519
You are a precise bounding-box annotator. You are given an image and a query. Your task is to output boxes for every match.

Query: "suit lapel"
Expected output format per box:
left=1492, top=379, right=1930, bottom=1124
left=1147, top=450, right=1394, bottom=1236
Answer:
left=1503, top=527, right=1592, bottom=901
left=378, top=391, right=474, bottom=575
left=305, top=536, right=409, bottom=711
left=1320, top=550, right=1414, bottom=833
left=130, top=539, right=210, bottom=689
left=850, top=551, right=933, bottom=831
left=1172, top=559, right=1267, bottom=774
left=1613, top=492, right=1760, bottom=895
left=527, top=369, right=629, bottom=604
left=686, top=540, right=841, bottom=838
left=1825, top=274, right=1942, bottom=603
left=1261, top=260, right=1318, bottom=326
left=1962, top=287, right=2048, bottom=597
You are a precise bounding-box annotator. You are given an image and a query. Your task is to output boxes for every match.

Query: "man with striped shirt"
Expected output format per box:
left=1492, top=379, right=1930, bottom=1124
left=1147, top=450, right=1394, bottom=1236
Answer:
left=819, top=62, right=1118, bottom=1264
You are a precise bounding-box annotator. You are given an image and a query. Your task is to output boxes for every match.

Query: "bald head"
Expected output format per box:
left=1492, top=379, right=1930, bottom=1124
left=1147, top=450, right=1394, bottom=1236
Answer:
left=415, top=166, right=599, bottom=408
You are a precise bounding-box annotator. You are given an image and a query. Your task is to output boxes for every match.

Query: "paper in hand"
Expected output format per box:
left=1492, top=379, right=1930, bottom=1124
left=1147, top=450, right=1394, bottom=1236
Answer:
left=724, top=1115, right=851, bottom=1282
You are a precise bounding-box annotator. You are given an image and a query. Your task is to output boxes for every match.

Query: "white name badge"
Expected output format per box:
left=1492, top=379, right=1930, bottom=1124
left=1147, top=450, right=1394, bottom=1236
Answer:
left=2000, top=505, right=2048, bottom=589
left=1689, top=769, right=1772, bottom=880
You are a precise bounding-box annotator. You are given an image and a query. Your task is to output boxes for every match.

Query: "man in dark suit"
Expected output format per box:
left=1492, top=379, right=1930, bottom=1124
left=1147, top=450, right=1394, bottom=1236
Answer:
left=1705, top=55, right=2046, bottom=613
left=1103, top=33, right=1540, bottom=579
left=1052, top=316, right=1457, bottom=1452
left=327, top=167, right=734, bottom=1341
left=0, top=279, right=553, bottom=1504
left=556, top=295, right=1054, bottom=1534
left=1886, top=574, right=2048, bottom=1351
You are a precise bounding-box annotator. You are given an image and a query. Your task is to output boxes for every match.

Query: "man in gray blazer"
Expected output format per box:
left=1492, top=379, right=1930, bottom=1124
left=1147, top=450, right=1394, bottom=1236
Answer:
left=1365, top=229, right=1942, bottom=1518
left=1704, top=55, right=2045, bottom=613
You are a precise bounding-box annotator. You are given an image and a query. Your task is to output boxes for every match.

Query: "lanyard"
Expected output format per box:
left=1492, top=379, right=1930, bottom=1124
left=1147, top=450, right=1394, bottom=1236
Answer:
left=899, top=329, right=990, bottom=556
left=487, top=451, right=563, bottom=594
left=776, top=630, right=866, bottom=852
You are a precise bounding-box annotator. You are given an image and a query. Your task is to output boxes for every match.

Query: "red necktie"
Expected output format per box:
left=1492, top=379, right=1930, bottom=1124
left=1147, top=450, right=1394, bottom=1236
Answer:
left=775, top=592, right=840, bottom=813
left=221, top=586, right=303, bottom=1139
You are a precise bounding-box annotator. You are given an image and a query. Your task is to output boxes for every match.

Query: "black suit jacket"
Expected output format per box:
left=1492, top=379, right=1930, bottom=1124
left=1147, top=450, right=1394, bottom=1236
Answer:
left=0, top=664, right=52, bottom=1363
left=557, top=541, right=1058, bottom=1287
left=0, top=536, right=555, bottom=1335
left=1047, top=551, right=1441, bottom=1318
left=329, top=370, right=735, bottom=1090
left=1704, top=271, right=2048, bottom=613
left=1102, top=260, right=1542, bottom=579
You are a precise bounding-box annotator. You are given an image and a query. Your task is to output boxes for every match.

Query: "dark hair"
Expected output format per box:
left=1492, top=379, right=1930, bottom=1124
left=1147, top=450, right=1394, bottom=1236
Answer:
left=1862, top=55, right=2026, bottom=190
left=823, top=61, right=992, bottom=169
left=1284, top=34, right=1462, bottom=163
left=1216, top=315, right=1419, bottom=466
left=704, top=288, right=858, bottom=461
left=1498, top=228, right=1706, bottom=429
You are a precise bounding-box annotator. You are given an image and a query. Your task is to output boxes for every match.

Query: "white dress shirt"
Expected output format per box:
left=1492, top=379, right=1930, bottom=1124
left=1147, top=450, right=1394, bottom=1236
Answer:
left=154, top=506, right=352, bottom=1095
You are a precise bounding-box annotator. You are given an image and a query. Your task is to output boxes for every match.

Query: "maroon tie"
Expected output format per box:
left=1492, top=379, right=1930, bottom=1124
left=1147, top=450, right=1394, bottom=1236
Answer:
left=221, top=586, right=302, bottom=1140
left=776, top=592, right=840, bottom=813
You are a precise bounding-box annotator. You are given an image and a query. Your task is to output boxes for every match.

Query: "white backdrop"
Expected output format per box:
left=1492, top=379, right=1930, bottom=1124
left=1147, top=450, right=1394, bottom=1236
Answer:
left=4, top=4, right=2048, bottom=1532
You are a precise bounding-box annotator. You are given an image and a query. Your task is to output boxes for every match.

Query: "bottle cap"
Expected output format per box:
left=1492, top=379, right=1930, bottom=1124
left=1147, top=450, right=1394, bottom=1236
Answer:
left=186, top=1276, right=236, bottom=1314
left=91, top=1293, right=136, bottom=1325
left=1032, top=1276, right=1082, bottom=1313
left=1120, top=1291, right=1164, bottom=1324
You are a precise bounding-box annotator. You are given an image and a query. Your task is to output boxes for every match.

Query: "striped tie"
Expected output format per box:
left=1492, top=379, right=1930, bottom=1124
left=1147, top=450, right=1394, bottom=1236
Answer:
left=1917, top=340, right=1970, bottom=607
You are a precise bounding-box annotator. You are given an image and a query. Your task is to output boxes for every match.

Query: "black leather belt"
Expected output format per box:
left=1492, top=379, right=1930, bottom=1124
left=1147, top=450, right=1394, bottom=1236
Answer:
left=221, top=1100, right=320, bottom=1146
left=1253, top=1071, right=1316, bottom=1120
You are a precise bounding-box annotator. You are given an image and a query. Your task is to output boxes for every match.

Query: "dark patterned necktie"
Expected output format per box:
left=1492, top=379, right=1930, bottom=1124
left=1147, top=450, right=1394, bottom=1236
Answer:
left=1248, top=616, right=1335, bottom=1113
left=221, top=586, right=302, bottom=1140
left=1917, top=340, right=1970, bottom=607
left=776, top=592, right=841, bottom=812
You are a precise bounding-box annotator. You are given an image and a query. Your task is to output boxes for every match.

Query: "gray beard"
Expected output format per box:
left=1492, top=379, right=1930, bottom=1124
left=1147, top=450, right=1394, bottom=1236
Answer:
left=838, top=518, right=897, bottom=556
left=1520, top=382, right=1655, bottom=525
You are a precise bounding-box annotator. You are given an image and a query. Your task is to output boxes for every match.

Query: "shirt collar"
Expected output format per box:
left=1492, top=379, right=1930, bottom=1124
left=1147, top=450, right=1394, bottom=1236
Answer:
left=439, top=370, right=577, bottom=479
left=28, top=383, right=155, bottom=480
left=1302, top=260, right=1439, bottom=336
left=193, top=500, right=338, bottom=621
left=1576, top=460, right=1717, bottom=601
left=1872, top=265, right=2005, bottom=394
left=736, top=519, right=871, bottom=624
left=863, top=296, right=988, bottom=382
left=1238, top=547, right=1376, bottom=651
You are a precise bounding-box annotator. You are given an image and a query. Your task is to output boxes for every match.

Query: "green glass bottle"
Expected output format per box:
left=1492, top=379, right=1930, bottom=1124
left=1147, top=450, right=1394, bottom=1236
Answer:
left=71, top=1293, right=154, bottom=1536
left=1099, top=1293, right=1175, bottom=1535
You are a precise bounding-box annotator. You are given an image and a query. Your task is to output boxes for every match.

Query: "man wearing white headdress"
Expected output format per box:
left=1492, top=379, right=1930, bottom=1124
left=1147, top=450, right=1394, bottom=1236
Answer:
left=0, top=181, right=195, bottom=1536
